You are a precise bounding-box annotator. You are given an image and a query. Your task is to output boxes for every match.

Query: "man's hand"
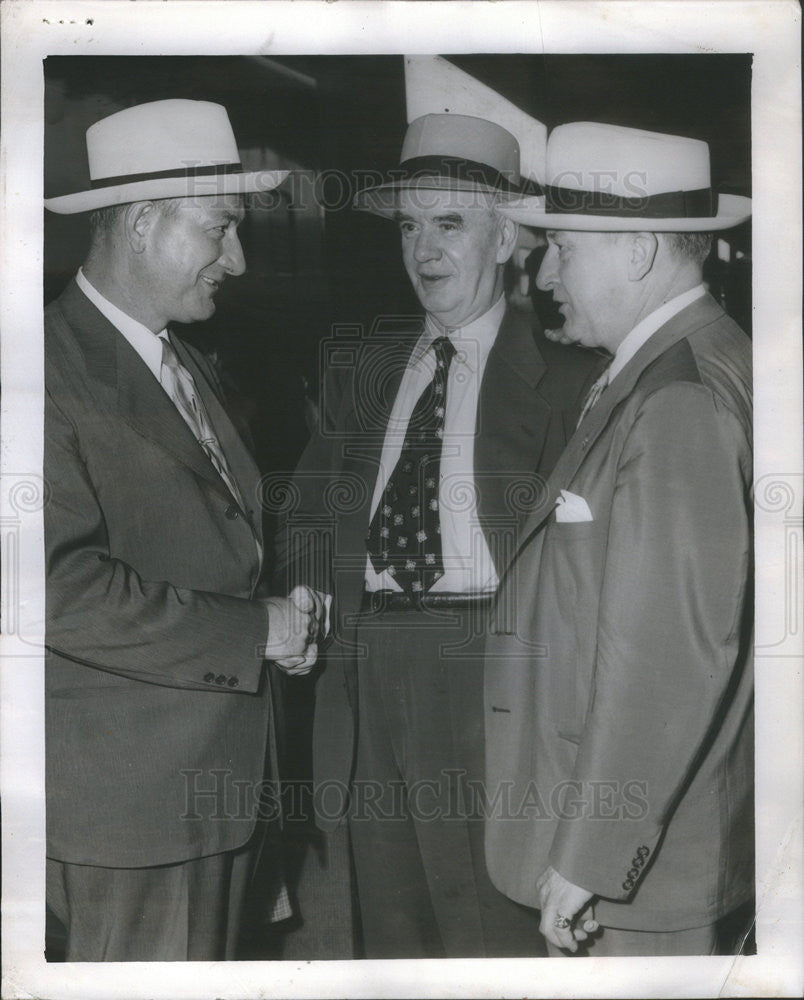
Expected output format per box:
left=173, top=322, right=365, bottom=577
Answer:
left=271, top=586, right=326, bottom=675
left=263, top=592, right=317, bottom=672
left=536, top=865, right=598, bottom=953
left=291, top=585, right=329, bottom=638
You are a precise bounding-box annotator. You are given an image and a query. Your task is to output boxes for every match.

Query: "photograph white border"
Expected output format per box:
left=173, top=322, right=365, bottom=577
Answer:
left=1, top=2, right=801, bottom=998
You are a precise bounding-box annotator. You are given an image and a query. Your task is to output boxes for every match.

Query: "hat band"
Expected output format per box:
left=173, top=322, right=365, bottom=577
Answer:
left=90, top=161, right=244, bottom=190
left=396, top=155, right=520, bottom=192
left=545, top=184, right=714, bottom=218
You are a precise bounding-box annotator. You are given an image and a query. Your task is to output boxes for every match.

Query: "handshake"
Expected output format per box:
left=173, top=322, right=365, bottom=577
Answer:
left=262, top=585, right=329, bottom=676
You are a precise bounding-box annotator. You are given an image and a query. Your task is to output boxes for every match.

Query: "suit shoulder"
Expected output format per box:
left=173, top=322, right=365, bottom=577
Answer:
left=44, top=295, right=83, bottom=377
left=640, top=315, right=751, bottom=395
left=529, top=322, right=607, bottom=394
left=636, top=317, right=752, bottom=436
left=540, top=331, right=605, bottom=375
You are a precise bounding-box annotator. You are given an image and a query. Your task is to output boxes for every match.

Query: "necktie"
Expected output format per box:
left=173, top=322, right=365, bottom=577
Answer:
left=366, top=336, right=456, bottom=593
left=576, top=366, right=611, bottom=427
left=159, top=337, right=244, bottom=508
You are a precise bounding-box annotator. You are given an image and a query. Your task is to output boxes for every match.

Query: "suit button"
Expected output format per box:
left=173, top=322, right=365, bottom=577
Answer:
left=637, top=845, right=650, bottom=859
left=622, top=878, right=635, bottom=891
left=628, top=866, right=640, bottom=880
left=215, top=674, right=227, bottom=685
left=227, top=677, right=239, bottom=688
left=203, top=672, right=215, bottom=683
left=225, top=504, right=240, bottom=520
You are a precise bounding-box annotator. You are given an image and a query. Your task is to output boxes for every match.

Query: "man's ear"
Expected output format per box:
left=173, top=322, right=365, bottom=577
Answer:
left=496, top=216, right=519, bottom=265
left=628, top=231, right=658, bottom=280
left=124, top=201, right=158, bottom=254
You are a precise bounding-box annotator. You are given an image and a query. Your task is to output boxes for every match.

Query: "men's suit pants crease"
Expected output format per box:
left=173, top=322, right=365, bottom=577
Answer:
left=348, top=606, right=543, bottom=958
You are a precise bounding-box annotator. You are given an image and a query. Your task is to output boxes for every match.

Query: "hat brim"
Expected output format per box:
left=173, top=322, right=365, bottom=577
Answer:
left=496, top=192, right=751, bottom=232
left=354, top=178, right=525, bottom=220
left=44, top=170, right=290, bottom=215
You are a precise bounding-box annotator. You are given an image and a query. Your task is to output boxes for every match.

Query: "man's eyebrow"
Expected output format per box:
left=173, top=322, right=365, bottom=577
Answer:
left=391, top=211, right=465, bottom=225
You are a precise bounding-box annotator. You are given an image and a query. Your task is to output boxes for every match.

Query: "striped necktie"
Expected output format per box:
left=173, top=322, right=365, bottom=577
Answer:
left=159, top=337, right=244, bottom=508
left=576, top=366, right=611, bottom=428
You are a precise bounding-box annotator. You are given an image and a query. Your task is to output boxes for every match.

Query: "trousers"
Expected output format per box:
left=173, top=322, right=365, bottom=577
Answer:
left=347, top=603, right=544, bottom=958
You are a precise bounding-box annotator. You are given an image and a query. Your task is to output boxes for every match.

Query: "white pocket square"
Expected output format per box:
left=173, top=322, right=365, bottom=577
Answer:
left=555, top=489, right=594, bottom=523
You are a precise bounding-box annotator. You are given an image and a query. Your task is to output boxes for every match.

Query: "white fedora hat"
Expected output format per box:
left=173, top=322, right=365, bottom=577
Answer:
left=354, top=113, right=535, bottom=219
left=44, top=99, right=289, bottom=215
left=497, top=122, right=751, bottom=232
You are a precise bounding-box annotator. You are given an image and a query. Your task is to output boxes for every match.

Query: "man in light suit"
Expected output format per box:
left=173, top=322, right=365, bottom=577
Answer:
left=43, top=99, right=317, bottom=961
left=485, top=122, right=754, bottom=956
left=276, top=114, right=601, bottom=957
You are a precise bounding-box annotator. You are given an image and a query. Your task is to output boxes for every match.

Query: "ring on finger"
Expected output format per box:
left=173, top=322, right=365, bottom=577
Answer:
left=554, top=914, right=571, bottom=930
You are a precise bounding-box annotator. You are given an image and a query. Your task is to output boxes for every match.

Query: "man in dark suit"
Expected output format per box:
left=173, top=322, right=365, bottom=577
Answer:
left=276, top=113, right=600, bottom=957
left=43, top=98, right=317, bottom=961
left=485, top=122, right=754, bottom=956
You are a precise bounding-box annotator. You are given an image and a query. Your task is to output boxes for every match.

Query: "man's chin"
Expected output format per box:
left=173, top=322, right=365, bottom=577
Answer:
left=416, top=283, right=454, bottom=309
left=182, top=301, right=217, bottom=325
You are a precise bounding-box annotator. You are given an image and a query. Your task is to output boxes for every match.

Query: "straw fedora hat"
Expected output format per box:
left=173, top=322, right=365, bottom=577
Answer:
left=497, top=122, right=751, bottom=232
left=354, top=113, right=534, bottom=219
left=44, top=99, right=289, bottom=215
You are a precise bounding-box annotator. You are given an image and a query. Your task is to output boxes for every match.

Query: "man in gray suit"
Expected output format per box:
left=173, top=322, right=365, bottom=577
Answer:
left=44, top=98, right=316, bottom=961
left=485, top=122, right=754, bottom=956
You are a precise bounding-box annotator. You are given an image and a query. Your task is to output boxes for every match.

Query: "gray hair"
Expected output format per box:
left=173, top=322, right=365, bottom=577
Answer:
left=87, top=197, right=185, bottom=245
left=87, top=204, right=128, bottom=242
left=661, top=232, right=714, bottom=267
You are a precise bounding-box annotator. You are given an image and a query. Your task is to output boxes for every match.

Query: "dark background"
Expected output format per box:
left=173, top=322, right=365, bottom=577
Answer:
left=44, top=53, right=752, bottom=500
left=43, top=53, right=753, bottom=960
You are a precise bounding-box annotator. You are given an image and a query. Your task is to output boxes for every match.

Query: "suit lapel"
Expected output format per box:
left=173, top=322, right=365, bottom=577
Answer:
left=484, top=307, right=549, bottom=397
left=476, top=308, right=550, bottom=569
left=341, top=326, right=421, bottom=526
left=58, top=281, right=236, bottom=504
left=477, top=308, right=551, bottom=473
left=511, top=293, right=728, bottom=561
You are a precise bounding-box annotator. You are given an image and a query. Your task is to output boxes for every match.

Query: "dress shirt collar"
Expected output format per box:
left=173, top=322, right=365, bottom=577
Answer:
left=76, top=268, right=168, bottom=380
left=608, top=283, right=706, bottom=382
left=416, top=293, right=506, bottom=373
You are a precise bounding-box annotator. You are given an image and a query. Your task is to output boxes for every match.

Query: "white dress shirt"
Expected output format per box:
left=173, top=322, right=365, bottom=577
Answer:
left=365, top=294, right=506, bottom=594
left=608, top=283, right=707, bottom=383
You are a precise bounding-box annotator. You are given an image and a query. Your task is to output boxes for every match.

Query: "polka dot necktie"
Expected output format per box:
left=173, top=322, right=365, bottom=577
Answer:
left=366, top=335, right=456, bottom=593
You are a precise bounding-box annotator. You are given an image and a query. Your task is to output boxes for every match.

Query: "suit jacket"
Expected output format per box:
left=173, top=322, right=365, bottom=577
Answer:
left=275, top=307, right=602, bottom=826
left=484, top=294, right=754, bottom=931
left=45, top=280, right=274, bottom=868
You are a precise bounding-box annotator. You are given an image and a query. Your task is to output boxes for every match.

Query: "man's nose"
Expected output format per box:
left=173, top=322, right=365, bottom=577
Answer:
left=413, top=227, right=442, bottom=263
left=220, top=231, right=246, bottom=276
left=535, top=245, right=558, bottom=292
